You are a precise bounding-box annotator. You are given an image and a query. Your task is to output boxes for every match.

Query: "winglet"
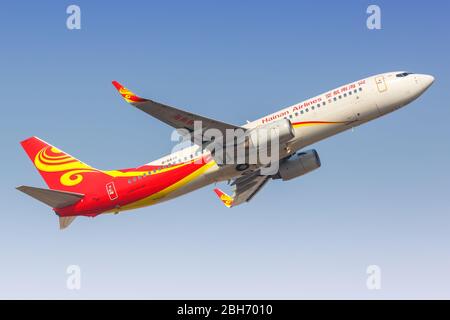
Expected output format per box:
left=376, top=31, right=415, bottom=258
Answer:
left=112, top=81, right=148, bottom=104
left=213, top=188, right=234, bottom=208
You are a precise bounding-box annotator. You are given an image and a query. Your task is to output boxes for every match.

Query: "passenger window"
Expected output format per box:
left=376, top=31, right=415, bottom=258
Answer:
left=359, top=87, right=362, bottom=91
left=322, top=101, right=326, bottom=105
left=333, top=97, right=337, bottom=101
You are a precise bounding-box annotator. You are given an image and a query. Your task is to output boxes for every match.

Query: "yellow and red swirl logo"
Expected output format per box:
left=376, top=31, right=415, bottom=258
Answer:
left=34, top=146, right=99, bottom=186
left=220, top=193, right=233, bottom=207
left=119, top=87, right=146, bottom=103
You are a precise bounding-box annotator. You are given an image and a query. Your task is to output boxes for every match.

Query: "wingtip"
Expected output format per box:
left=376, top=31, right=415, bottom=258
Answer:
left=213, top=188, right=224, bottom=197
left=111, top=80, right=122, bottom=90
left=213, top=188, right=234, bottom=208
left=111, top=81, right=147, bottom=103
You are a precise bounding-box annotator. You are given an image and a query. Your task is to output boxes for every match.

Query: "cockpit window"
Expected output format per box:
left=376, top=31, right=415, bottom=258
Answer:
left=396, top=72, right=414, bottom=77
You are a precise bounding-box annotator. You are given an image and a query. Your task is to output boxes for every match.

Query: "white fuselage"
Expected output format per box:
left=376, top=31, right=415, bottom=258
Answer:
left=148, top=71, right=434, bottom=201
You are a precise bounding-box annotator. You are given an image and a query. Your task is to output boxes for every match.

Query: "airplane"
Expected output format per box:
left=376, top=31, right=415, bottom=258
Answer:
left=17, top=71, right=434, bottom=229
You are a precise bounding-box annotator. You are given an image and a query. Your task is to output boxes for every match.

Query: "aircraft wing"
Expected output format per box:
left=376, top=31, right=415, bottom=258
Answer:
left=112, top=81, right=243, bottom=143
left=213, top=170, right=270, bottom=207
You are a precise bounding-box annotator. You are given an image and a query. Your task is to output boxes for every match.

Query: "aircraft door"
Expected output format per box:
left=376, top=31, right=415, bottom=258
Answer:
left=353, top=83, right=382, bottom=121
left=375, top=76, right=387, bottom=93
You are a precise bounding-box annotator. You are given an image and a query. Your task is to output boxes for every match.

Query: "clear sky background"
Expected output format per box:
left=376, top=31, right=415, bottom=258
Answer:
left=0, top=0, right=449, bottom=299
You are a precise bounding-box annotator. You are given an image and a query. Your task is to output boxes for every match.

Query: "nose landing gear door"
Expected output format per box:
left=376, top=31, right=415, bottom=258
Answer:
left=375, top=76, right=387, bottom=93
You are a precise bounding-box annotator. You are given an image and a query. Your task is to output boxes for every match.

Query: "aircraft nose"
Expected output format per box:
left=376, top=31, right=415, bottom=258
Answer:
left=419, top=74, right=435, bottom=90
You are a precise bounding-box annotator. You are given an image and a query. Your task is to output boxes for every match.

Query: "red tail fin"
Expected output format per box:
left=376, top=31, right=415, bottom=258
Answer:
left=20, top=137, right=109, bottom=193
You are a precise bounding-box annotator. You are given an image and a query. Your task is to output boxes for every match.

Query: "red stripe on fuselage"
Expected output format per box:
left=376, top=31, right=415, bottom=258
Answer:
left=56, top=157, right=211, bottom=217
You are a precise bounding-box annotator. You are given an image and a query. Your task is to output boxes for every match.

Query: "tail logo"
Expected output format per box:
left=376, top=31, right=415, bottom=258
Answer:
left=34, top=146, right=99, bottom=187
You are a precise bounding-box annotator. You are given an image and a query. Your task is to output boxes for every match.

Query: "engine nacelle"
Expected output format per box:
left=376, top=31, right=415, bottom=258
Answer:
left=212, top=118, right=295, bottom=166
left=274, top=149, right=321, bottom=181
left=246, top=118, right=295, bottom=151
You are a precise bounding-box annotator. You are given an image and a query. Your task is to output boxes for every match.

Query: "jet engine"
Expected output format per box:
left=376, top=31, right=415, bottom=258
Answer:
left=273, top=149, right=321, bottom=181
left=245, top=118, right=295, bottom=151
left=211, top=118, right=295, bottom=166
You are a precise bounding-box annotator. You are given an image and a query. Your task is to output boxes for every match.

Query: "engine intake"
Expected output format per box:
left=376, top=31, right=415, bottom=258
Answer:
left=274, top=149, right=321, bottom=181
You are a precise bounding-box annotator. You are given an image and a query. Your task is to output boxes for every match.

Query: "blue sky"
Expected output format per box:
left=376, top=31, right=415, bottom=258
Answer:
left=0, top=0, right=449, bottom=298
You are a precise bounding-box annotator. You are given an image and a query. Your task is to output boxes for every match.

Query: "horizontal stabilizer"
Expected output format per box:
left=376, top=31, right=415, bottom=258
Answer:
left=16, top=185, right=84, bottom=209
